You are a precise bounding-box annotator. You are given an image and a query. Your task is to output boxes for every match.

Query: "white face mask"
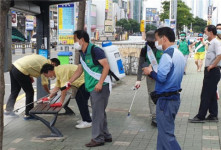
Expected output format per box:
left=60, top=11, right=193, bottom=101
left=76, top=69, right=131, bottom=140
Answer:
left=74, top=42, right=82, bottom=50
left=203, top=34, right=208, bottom=40
left=155, top=41, right=163, bottom=51
left=217, top=30, right=221, bottom=38
left=49, top=76, right=56, bottom=80
left=180, top=37, right=185, bottom=40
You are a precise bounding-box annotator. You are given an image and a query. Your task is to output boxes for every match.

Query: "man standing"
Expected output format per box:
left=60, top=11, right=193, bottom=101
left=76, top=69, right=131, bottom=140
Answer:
left=40, top=63, right=92, bottom=129
left=68, top=30, right=112, bottom=147
left=4, top=54, right=60, bottom=120
left=190, top=33, right=207, bottom=72
left=135, top=30, right=163, bottom=127
left=177, top=32, right=190, bottom=74
left=217, top=24, right=221, bottom=42
left=189, top=25, right=221, bottom=123
left=143, top=27, right=185, bottom=150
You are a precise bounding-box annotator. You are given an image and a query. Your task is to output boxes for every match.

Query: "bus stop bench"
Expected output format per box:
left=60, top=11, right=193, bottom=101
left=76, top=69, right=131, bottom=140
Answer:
left=29, top=92, right=73, bottom=138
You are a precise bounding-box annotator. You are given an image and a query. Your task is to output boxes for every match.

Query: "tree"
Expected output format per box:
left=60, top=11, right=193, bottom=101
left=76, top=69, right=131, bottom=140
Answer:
left=128, top=19, right=140, bottom=33
left=0, top=1, right=10, bottom=149
left=192, top=17, right=207, bottom=33
left=146, top=24, right=157, bottom=32
left=74, top=0, right=86, bottom=65
left=116, top=19, right=131, bottom=32
left=160, top=0, right=193, bottom=34
left=116, top=19, right=140, bottom=34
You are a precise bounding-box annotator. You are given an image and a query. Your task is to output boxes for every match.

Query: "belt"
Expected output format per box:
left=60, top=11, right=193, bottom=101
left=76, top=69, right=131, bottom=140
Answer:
left=157, top=89, right=182, bottom=97
left=205, top=66, right=220, bottom=69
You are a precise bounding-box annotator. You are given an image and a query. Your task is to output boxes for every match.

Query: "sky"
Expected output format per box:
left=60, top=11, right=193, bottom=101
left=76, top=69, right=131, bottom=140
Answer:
left=143, top=0, right=221, bottom=24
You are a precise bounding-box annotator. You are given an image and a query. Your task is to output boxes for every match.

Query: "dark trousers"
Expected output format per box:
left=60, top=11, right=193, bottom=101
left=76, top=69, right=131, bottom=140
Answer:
left=6, top=65, right=34, bottom=115
left=156, top=94, right=181, bottom=150
left=197, top=67, right=220, bottom=119
left=75, top=84, right=92, bottom=122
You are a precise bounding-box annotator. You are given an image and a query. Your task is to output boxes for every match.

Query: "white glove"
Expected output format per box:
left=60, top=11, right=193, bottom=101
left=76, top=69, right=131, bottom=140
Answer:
left=135, top=81, right=141, bottom=89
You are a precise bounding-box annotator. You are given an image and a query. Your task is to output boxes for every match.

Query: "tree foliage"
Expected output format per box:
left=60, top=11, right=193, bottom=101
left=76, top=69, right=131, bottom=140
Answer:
left=116, top=19, right=139, bottom=33
left=160, top=0, right=207, bottom=34
left=192, top=17, right=207, bottom=33
left=160, top=0, right=193, bottom=33
left=146, top=24, right=157, bottom=32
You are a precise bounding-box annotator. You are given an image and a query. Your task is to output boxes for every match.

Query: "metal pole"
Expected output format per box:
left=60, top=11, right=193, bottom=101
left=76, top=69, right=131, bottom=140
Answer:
left=87, top=0, right=92, bottom=39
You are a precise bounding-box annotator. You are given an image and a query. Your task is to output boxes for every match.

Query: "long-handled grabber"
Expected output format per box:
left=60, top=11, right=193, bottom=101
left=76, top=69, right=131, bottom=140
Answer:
left=127, top=87, right=138, bottom=116
left=13, top=86, right=67, bottom=112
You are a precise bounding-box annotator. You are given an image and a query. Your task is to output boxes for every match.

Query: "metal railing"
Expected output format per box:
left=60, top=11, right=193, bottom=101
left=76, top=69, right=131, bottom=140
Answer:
left=11, top=42, right=36, bottom=54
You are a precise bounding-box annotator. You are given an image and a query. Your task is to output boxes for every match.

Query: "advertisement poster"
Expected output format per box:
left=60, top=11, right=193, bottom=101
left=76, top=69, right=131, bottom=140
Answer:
left=11, top=13, right=17, bottom=27
left=58, top=4, right=75, bottom=45
left=164, top=19, right=170, bottom=27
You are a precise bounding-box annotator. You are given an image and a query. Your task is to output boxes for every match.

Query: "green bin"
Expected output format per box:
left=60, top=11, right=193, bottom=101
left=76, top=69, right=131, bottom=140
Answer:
left=57, top=51, right=73, bottom=65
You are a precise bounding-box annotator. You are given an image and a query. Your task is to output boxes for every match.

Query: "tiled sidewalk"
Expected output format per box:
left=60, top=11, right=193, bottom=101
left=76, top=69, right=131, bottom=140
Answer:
left=3, top=58, right=221, bottom=150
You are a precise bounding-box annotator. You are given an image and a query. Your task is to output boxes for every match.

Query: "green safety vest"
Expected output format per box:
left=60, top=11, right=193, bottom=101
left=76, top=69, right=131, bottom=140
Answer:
left=195, top=41, right=205, bottom=52
left=145, top=48, right=163, bottom=64
left=179, top=40, right=189, bottom=55
left=80, top=43, right=107, bottom=92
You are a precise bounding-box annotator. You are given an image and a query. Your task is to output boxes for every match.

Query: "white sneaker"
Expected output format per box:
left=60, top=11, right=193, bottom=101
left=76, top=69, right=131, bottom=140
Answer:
left=76, top=120, right=82, bottom=124
left=4, top=111, right=19, bottom=117
left=75, top=121, right=92, bottom=129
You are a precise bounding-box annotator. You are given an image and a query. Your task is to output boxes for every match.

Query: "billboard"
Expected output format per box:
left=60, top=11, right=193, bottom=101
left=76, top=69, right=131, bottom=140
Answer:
left=11, top=13, right=17, bottom=27
left=146, top=8, right=157, bottom=21
left=58, top=4, right=75, bottom=45
left=26, top=22, right=34, bottom=31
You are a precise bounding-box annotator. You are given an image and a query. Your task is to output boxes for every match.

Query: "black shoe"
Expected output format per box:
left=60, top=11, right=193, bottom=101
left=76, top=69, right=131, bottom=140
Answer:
left=188, top=116, right=205, bottom=123
left=23, top=115, right=37, bottom=121
left=105, top=138, right=112, bottom=142
left=205, top=115, right=218, bottom=122
left=184, top=72, right=186, bottom=75
left=85, top=139, right=104, bottom=147
left=151, top=118, right=157, bottom=127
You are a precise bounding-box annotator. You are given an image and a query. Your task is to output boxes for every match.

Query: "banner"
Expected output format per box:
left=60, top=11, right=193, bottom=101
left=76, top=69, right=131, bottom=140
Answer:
left=11, top=13, right=17, bottom=27
left=58, top=4, right=75, bottom=45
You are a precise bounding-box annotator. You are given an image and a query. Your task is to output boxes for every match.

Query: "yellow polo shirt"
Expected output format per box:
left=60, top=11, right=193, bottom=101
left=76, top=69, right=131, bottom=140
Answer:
left=54, top=64, right=84, bottom=88
left=13, top=54, right=50, bottom=85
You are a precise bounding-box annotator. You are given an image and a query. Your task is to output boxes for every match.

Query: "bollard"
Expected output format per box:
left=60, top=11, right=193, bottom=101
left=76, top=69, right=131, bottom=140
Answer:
left=31, top=43, right=35, bottom=53
left=22, top=43, right=25, bottom=54
left=65, top=46, right=69, bottom=51
left=12, top=44, right=15, bottom=54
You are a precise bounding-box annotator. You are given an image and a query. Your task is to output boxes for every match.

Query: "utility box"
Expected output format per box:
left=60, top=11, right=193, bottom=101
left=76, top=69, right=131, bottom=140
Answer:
left=58, top=51, right=73, bottom=65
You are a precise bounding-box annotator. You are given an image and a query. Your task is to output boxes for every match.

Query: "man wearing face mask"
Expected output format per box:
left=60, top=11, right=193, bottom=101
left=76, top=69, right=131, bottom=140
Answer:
left=190, top=33, right=207, bottom=72
left=177, top=32, right=191, bottom=75
left=217, top=24, right=221, bottom=42
left=216, top=24, right=221, bottom=69
left=135, top=30, right=163, bottom=127
left=143, top=27, right=185, bottom=150
left=40, top=63, right=92, bottom=129
left=4, top=54, right=60, bottom=120
left=189, top=25, right=221, bottom=123
left=68, top=30, right=112, bottom=147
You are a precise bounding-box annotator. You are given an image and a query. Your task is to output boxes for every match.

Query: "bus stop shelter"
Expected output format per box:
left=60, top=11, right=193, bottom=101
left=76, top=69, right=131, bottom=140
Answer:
left=4, top=0, right=81, bottom=98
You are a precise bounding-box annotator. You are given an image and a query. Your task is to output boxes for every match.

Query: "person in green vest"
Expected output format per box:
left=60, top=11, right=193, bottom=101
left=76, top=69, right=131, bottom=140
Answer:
left=190, top=33, right=207, bottom=72
left=68, top=30, right=112, bottom=147
left=134, top=30, right=163, bottom=127
left=177, top=32, right=191, bottom=75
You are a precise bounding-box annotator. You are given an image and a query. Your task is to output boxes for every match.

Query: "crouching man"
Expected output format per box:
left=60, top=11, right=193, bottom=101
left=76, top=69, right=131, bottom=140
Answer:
left=40, top=63, right=92, bottom=129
